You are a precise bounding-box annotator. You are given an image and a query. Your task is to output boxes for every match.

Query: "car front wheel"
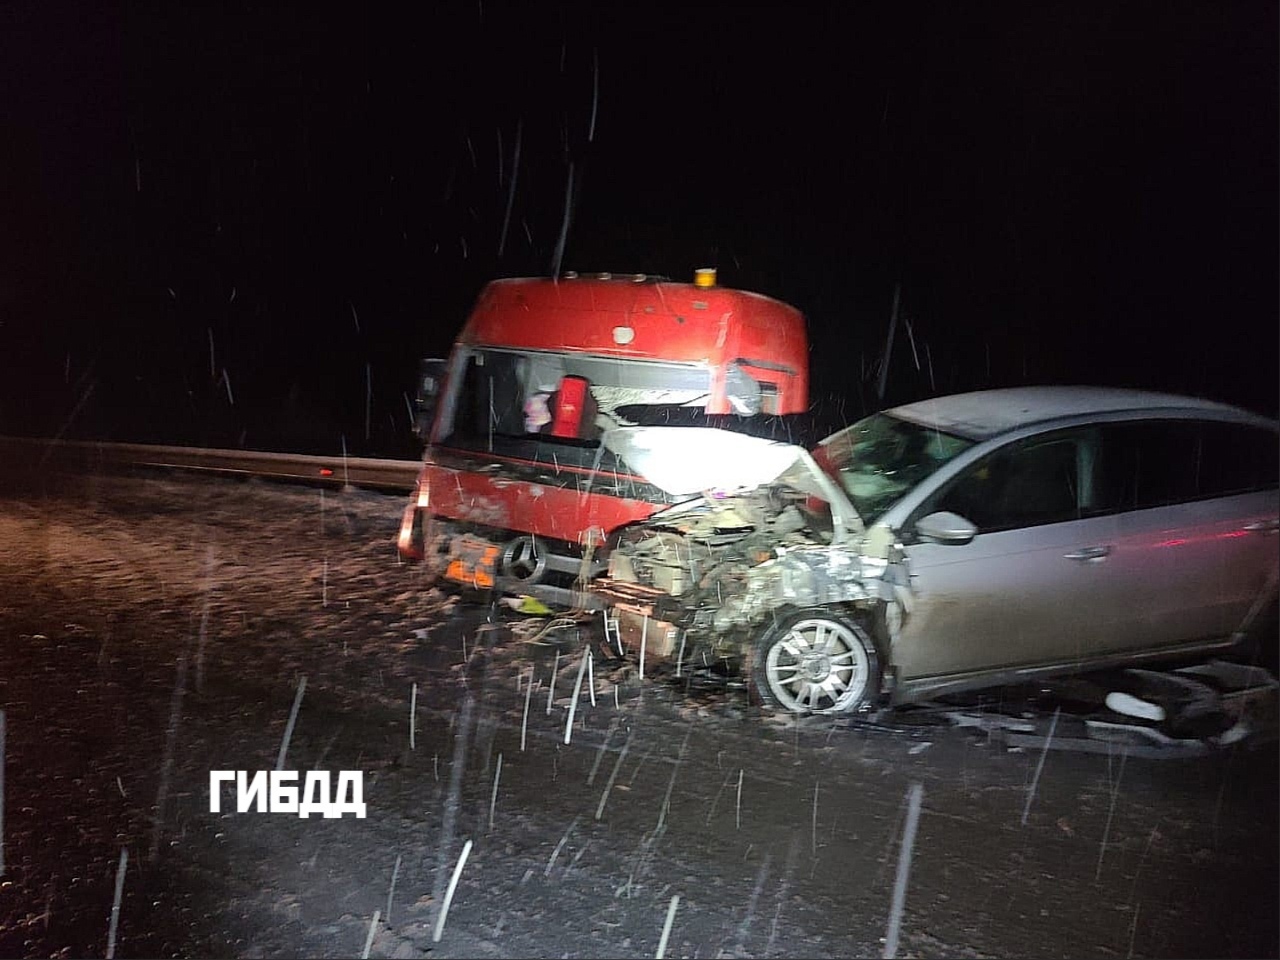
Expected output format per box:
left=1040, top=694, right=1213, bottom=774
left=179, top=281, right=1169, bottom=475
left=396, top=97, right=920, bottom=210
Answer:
left=751, top=608, right=880, bottom=715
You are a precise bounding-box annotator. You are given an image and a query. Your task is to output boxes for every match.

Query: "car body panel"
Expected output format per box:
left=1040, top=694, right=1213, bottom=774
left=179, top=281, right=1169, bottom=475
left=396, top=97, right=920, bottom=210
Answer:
left=1105, top=491, right=1280, bottom=648
left=894, top=513, right=1124, bottom=681
left=887, top=386, right=1251, bottom=441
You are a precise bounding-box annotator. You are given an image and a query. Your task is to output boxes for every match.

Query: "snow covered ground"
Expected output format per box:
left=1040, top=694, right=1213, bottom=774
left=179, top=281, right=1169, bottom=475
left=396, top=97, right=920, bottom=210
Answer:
left=0, top=468, right=1275, bottom=958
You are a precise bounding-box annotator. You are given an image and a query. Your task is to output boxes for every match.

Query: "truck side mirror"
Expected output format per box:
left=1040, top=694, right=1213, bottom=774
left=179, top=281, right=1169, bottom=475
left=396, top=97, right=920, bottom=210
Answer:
left=414, top=357, right=449, bottom=439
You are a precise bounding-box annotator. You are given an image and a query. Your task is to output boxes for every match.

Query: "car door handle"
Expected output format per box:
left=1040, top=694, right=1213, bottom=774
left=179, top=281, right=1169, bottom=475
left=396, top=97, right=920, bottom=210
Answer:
left=1064, top=545, right=1112, bottom=561
left=1243, top=519, right=1279, bottom=534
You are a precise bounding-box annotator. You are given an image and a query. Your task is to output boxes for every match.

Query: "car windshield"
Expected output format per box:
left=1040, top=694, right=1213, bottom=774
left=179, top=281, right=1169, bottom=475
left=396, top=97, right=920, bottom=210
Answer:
left=814, top=413, right=974, bottom=523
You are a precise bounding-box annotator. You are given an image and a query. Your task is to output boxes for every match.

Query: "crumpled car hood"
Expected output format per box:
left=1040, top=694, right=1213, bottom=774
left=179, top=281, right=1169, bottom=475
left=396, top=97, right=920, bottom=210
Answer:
left=602, top=425, right=864, bottom=540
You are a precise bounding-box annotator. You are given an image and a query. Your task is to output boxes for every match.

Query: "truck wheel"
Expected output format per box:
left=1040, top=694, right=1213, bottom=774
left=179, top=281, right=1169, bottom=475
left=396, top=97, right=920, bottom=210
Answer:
left=751, top=608, right=880, bottom=715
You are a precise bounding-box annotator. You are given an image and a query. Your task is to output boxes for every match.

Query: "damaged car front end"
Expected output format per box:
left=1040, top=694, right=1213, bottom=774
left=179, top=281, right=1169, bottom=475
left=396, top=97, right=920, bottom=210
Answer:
left=590, top=425, right=901, bottom=715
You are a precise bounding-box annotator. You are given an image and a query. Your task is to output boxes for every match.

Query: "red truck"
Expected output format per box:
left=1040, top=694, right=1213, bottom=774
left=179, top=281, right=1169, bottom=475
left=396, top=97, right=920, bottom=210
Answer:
left=397, top=270, right=810, bottom=608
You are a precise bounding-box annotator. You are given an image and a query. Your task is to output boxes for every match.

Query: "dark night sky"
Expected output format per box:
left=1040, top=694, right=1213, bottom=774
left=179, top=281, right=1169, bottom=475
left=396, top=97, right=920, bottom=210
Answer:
left=1, top=3, right=1276, bottom=457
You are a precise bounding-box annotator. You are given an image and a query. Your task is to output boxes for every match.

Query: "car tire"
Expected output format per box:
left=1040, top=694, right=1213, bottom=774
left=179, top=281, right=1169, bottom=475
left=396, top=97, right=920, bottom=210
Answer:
left=1236, top=594, right=1279, bottom=676
left=751, top=607, right=881, bottom=715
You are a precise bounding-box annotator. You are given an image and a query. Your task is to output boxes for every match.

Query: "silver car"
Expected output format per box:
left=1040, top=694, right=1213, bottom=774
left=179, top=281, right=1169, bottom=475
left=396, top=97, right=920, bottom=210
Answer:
left=592, top=387, right=1279, bottom=714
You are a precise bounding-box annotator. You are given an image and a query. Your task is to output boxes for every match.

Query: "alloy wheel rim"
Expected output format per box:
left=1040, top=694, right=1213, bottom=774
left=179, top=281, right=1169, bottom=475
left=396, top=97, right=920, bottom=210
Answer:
left=764, top=618, right=869, bottom=714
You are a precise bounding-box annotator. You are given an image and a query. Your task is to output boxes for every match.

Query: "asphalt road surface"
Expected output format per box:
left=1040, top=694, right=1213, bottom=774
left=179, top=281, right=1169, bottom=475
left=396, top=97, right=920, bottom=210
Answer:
left=0, top=467, right=1275, bottom=958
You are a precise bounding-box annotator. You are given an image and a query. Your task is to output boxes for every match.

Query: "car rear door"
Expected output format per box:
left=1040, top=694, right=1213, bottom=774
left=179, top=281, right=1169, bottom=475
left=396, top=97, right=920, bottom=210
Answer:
left=1098, top=418, right=1279, bottom=650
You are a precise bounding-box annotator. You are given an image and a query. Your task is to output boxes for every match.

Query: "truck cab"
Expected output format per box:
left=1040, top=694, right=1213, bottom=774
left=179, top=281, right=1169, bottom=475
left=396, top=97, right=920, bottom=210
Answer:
left=397, top=270, right=810, bottom=608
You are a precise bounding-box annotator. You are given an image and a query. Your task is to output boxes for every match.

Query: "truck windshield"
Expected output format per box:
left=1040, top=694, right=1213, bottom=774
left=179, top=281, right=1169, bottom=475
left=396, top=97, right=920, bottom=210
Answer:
left=438, top=347, right=717, bottom=455
left=814, top=413, right=973, bottom=524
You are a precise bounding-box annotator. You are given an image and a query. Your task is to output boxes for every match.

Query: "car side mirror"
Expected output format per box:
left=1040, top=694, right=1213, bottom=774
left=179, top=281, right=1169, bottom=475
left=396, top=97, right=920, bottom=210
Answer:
left=915, top=511, right=978, bottom=545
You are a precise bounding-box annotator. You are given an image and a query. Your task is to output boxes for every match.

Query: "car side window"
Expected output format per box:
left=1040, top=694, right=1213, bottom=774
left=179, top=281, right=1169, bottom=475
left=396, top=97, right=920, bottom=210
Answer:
left=928, top=430, right=1091, bottom=533
left=1096, top=420, right=1198, bottom=510
left=1098, top=419, right=1279, bottom=510
left=1196, top=422, right=1279, bottom=496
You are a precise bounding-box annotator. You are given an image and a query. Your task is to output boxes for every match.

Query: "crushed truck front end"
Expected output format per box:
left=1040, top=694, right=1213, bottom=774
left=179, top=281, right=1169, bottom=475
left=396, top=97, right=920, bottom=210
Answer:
left=397, top=272, right=811, bottom=610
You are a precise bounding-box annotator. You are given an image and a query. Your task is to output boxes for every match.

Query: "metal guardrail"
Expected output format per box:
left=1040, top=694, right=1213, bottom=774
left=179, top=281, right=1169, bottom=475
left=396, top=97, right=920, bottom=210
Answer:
left=0, top=436, right=421, bottom=492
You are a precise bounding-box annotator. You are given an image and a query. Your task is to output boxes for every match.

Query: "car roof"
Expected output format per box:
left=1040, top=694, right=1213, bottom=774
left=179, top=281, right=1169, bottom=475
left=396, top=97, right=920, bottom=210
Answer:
left=884, top=386, right=1268, bottom=440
